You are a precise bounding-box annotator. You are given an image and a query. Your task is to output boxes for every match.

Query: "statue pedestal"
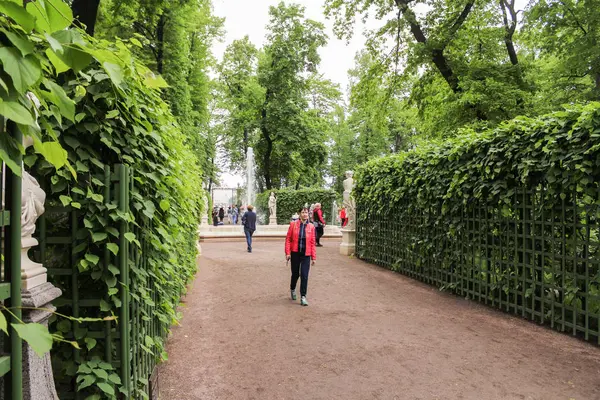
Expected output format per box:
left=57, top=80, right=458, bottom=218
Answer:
left=200, top=214, right=208, bottom=226
left=339, top=228, right=356, bottom=256
left=21, top=237, right=47, bottom=290
left=22, top=282, right=62, bottom=400
left=269, top=216, right=277, bottom=226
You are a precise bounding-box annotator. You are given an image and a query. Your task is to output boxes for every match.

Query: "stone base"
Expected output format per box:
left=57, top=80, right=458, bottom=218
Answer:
left=199, top=224, right=342, bottom=240
left=339, top=229, right=356, bottom=256
left=269, top=216, right=277, bottom=225
left=22, top=283, right=62, bottom=400
left=21, top=237, right=48, bottom=291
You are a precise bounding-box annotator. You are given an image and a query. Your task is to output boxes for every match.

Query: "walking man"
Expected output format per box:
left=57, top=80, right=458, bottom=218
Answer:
left=285, top=207, right=317, bottom=306
left=242, top=205, right=256, bottom=252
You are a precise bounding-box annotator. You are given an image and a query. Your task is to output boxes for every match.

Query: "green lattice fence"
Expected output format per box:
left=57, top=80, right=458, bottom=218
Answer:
left=356, top=186, right=600, bottom=344
left=0, top=121, right=23, bottom=399
left=37, top=164, right=165, bottom=399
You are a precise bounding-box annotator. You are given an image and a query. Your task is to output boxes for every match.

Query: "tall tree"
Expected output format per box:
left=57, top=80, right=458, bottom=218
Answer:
left=256, top=2, right=328, bottom=189
left=217, top=37, right=264, bottom=171
left=524, top=0, right=600, bottom=101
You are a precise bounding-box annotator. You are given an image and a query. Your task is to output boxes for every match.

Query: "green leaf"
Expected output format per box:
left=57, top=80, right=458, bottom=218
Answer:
left=108, top=264, right=120, bottom=275
left=0, top=101, right=35, bottom=126
left=106, top=109, right=119, bottom=119
left=0, top=1, right=35, bottom=32
left=124, top=232, right=135, bottom=242
left=45, top=48, right=70, bottom=75
left=99, top=299, right=111, bottom=312
left=84, top=253, right=99, bottom=265
left=33, top=140, right=69, bottom=170
left=84, top=395, right=101, bottom=400
left=92, top=232, right=107, bottom=243
left=92, top=368, right=108, bottom=380
left=44, top=33, right=63, bottom=53
left=26, top=0, right=73, bottom=33
left=77, top=375, right=96, bottom=390
left=108, top=373, right=121, bottom=385
left=0, top=48, right=41, bottom=94
left=102, top=62, right=123, bottom=86
left=75, top=85, right=86, bottom=97
left=97, top=382, right=115, bottom=396
left=159, top=199, right=170, bottom=211
left=0, top=131, right=22, bottom=177
left=57, top=47, right=92, bottom=73
left=42, top=79, right=75, bottom=122
left=0, top=312, right=7, bottom=335
left=59, top=195, right=71, bottom=206
left=12, top=323, right=53, bottom=357
left=4, top=31, right=34, bottom=56
left=144, top=73, right=168, bottom=89
left=106, top=243, right=119, bottom=256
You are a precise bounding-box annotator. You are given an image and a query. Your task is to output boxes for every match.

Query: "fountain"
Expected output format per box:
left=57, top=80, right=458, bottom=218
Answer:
left=246, top=147, right=255, bottom=207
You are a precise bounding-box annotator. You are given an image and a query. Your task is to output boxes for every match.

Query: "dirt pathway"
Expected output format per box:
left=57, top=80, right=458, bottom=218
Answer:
left=159, top=239, right=600, bottom=400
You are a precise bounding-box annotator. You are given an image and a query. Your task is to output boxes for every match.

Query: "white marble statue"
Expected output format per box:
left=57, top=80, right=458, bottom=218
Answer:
left=21, top=171, right=46, bottom=238
left=342, top=170, right=356, bottom=230
left=268, top=191, right=277, bottom=217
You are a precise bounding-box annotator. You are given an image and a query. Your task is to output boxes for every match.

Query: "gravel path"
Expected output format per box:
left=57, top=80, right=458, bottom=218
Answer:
left=159, top=238, right=600, bottom=400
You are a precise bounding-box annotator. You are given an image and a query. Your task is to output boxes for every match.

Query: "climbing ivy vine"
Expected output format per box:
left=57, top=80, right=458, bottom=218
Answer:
left=1, top=1, right=204, bottom=398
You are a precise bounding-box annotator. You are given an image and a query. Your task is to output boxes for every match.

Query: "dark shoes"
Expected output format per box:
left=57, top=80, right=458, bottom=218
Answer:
left=316, top=244, right=323, bottom=247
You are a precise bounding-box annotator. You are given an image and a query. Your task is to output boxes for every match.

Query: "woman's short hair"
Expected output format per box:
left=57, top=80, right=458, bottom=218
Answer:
left=298, top=207, right=309, bottom=213
left=247, top=205, right=254, bottom=211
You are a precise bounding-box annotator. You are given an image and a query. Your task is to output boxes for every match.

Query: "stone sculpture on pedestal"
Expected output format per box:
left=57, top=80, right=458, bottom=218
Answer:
left=342, top=170, right=356, bottom=230
left=268, top=192, right=277, bottom=225
left=19, top=94, right=62, bottom=400
left=340, top=170, right=356, bottom=256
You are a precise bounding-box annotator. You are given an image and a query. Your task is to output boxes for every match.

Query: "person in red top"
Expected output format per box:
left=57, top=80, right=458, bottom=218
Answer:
left=339, top=206, right=347, bottom=227
left=313, top=203, right=326, bottom=247
left=285, top=207, right=317, bottom=306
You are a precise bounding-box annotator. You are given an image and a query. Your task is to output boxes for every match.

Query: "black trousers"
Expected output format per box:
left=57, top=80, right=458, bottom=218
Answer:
left=316, top=226, right=324, bottom=244
left=290, top=252, right=311, bottom=297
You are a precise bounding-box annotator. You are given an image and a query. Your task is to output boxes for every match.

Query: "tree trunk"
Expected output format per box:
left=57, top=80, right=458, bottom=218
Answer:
left=71, top=0, right=101, bottom=36
left=260, top=103, right=273, bottom=190
left=156, top=13, right=166, bottom=74
left=394, top=0, right=474, bottom=94
left=243, top=127, right=248, bottom=158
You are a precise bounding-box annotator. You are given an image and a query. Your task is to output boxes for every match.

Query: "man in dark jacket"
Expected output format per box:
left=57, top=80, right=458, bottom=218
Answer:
left=242, top=205, right=257, bottom=252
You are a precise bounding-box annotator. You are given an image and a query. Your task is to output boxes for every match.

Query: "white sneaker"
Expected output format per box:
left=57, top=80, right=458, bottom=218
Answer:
left=301, top=296, right=308, bottom=306
left=291, top=290, right=297, bottom=300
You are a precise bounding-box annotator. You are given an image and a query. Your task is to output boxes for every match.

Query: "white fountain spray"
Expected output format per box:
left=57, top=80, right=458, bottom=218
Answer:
left=246, top=147, right=255, bottom=207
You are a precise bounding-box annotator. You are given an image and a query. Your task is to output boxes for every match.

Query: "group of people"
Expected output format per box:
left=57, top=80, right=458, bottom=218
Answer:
left=212, top=205, right=242, bottom=226
left=232, top=199, right=353, bottom=307
left=236, top=202, right=334, bottom=307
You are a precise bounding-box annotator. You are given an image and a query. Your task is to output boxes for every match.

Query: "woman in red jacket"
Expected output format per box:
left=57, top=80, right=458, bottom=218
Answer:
left=285, top=207, right=317, bottom=306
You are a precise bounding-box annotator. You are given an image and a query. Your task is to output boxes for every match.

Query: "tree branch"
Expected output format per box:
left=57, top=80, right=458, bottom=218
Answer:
left=448, top=0, right=476, bottom=40
left=559, top=0, right=587, bottom=35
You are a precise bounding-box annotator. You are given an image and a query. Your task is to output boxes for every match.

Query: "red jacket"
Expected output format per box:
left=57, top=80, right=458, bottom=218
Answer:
left=314, top=208, right=325, bottom=224
left=285, top=220, right=317, bottom=260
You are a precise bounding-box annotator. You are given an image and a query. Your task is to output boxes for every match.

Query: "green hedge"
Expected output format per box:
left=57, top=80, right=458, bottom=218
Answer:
left=256, top=188, right=336, bottom=225
left=355, top=103, right=600, bottom=343
left=25, top=29, right=203, bottom=398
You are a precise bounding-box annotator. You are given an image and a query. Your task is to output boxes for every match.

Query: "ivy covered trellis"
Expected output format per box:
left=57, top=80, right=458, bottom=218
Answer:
left=355, top=104, right=600, bottom=345
left=0, top=1, right=204, bottom=398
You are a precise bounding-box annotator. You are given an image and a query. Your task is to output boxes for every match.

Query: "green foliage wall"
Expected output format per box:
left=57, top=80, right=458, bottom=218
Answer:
left=256, top=188, right=336, bottom=225
left=355, top=103, right=600, bottom=343
left=0, top=10, right=205, bottom=397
